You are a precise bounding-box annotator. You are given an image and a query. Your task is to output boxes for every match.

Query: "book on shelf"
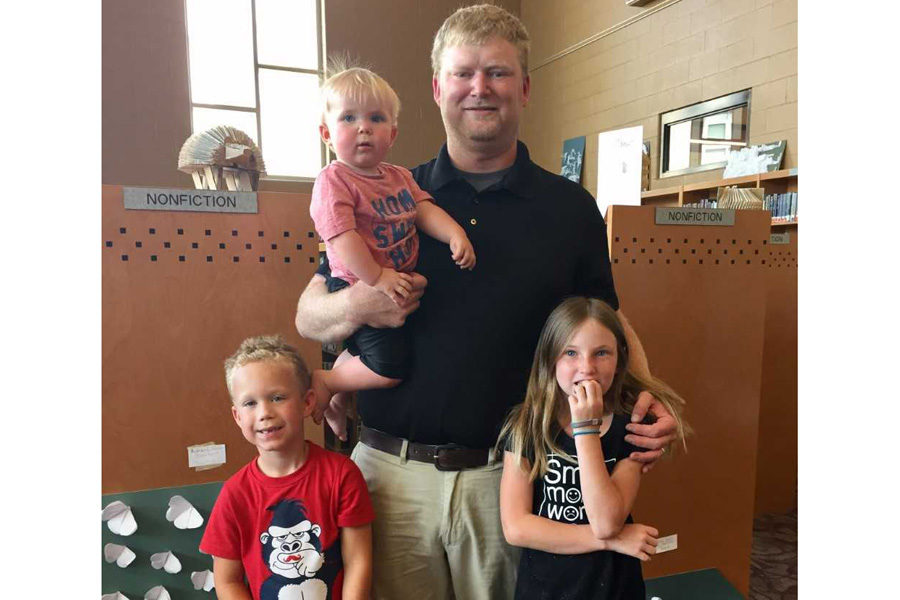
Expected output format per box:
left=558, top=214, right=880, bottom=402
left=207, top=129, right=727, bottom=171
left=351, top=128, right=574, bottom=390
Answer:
left=765, top=191, right=798, bottom=223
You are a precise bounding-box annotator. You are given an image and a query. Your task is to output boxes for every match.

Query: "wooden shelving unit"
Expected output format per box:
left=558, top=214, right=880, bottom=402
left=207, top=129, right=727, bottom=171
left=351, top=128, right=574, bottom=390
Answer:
left=641, top=168, right=798, bottom=229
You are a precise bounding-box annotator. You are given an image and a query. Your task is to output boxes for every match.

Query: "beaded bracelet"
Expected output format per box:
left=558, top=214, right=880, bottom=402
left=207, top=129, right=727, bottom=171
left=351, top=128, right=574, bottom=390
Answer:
left=573, top=428, right=601, bottom=437
left=571, top=418, right=601, bottom=429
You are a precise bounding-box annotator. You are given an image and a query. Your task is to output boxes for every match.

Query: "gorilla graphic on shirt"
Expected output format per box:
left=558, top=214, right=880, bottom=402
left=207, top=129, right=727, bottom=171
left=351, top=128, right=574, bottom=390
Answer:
left=258, top=500, right=342, bottom=600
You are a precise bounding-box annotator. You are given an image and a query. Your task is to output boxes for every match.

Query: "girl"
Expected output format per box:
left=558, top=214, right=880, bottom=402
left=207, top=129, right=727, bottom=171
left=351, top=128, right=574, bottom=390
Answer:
left=498, top=297, right=688, bottom=599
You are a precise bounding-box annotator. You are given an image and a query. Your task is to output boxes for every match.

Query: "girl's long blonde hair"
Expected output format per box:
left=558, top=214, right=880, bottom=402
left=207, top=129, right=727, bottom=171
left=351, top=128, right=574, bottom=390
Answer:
left=497, top=297, right=690, bottom=481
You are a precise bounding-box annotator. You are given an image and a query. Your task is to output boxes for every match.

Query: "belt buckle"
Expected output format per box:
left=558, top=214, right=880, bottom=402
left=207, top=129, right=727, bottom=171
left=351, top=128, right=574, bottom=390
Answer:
left=434, top=443, right=466, bottom=471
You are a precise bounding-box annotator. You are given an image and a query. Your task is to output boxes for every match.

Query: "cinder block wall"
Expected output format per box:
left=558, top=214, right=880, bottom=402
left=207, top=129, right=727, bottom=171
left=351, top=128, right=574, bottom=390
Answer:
left=519, top=0, right=797, bottom=195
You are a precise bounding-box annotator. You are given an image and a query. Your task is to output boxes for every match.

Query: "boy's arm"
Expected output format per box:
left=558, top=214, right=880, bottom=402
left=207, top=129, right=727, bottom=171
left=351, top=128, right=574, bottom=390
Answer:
left=415, top=201, right=475, bottom=269
left=212, top=556, right=253, bottom=600
left=339, top=524, right=373, bottom=600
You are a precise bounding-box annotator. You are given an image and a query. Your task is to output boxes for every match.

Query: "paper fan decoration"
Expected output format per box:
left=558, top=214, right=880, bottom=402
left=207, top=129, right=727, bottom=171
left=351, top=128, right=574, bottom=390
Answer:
left=102, top=501, right=137, bottom=536
left=166, top=495, right=204, bottom=529
left=143, top=586, right=171, bottom=600
left=191, top=569, right=216, bottom=592
left=101, top=593, right=130, bottom=600
left=150, top=551, right=182, bottom=574
left=103, top=543, right=136, bottom=568
left=178, top=125, right=266, bottom=191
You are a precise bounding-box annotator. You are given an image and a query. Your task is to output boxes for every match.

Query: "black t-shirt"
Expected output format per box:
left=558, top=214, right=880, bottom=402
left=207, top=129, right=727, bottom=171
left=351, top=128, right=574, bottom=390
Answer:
left=514, top=414, right=645, bottom=600
left=317, top=142, right=619, bottom=448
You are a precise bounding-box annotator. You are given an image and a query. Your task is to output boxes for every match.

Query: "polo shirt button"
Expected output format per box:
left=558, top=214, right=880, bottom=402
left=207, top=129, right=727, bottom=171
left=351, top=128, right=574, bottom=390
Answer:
left=470, top=218, right=477, bottom=225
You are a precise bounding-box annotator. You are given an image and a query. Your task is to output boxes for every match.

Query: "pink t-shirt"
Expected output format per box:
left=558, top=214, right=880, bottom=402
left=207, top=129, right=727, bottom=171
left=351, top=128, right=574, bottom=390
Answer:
left=310, top=161, right=432, bottom=283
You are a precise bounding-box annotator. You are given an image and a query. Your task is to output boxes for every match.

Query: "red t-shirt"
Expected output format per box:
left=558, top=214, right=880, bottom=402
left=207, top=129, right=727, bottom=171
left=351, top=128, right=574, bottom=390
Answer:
left=199, top=442, right=374, bottom=600
left=309, top=161, right=432, bottom=283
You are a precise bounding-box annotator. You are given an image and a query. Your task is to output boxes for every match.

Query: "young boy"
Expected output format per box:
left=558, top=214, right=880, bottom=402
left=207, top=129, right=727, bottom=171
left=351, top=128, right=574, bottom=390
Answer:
left=308, top=66, right=476, bottom=429
left=200, top=335, right=374, bottom=600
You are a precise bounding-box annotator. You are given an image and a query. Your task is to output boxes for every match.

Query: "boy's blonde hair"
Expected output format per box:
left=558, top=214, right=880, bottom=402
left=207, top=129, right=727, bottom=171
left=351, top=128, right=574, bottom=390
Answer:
left=497, top=297, right=690, bottom=481
left=320, top=59, right=401, bottom=125
left=431, top=4, right=531, bottom=76
left=223, top=335, right=311, bottom=398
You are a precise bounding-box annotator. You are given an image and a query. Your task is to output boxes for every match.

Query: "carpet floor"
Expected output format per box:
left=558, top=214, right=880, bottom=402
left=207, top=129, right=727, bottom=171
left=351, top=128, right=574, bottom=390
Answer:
left=749, top=509, right=798, bottom=600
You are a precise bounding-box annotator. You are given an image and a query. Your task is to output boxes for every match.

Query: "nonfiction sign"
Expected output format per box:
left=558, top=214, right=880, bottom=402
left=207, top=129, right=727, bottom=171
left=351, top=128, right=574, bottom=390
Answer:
left=655, top=207, right=735, bottom=226
left=124, top=187, right=258, bottom=214
left=769, top=232, right=791, bottom=244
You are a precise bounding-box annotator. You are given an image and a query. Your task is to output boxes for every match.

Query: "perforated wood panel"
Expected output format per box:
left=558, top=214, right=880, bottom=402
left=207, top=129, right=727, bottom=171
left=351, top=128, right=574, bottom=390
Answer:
left=605, top=205, right=771, bottom=596
left=102, top=185, right=324, bottom=493
left=755, top=230, right=798, bottom=514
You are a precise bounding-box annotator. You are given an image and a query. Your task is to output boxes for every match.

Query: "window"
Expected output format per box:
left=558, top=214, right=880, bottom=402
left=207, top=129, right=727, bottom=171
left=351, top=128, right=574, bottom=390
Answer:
left=659, top=89, right=751, bottom=178
left=185, top=0, right=324, bottom=179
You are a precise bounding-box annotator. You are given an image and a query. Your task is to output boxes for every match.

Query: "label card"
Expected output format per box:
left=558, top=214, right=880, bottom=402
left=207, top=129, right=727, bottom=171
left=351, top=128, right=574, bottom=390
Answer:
left=187, top=443, right=227, bottom=468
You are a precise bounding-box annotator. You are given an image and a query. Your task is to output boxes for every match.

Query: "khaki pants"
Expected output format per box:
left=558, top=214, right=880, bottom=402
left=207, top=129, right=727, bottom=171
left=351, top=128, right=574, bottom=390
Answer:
left=352, top=441, right=520, bottom=600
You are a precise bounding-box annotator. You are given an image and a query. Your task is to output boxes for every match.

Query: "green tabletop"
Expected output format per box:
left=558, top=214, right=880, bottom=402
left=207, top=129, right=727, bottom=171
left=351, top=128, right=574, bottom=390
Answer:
left=645, top=568, right=745, bottom=600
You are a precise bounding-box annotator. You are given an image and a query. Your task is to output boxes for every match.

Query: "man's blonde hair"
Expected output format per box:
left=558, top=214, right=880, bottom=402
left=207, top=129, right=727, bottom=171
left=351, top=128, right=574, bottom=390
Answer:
left=431, top=4, right=531, bottom=76
left=320, top=60, right=401, bottom=125
left=223, top=335, right=311, bottom=398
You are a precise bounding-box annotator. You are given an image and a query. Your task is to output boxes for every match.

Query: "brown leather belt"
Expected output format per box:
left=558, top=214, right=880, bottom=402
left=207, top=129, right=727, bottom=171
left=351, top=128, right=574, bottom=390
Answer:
left=359, top=425, right=492, bottom=471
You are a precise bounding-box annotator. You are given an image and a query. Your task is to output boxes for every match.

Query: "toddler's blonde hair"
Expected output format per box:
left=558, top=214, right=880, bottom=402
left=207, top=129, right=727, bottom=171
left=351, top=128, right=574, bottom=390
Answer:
left=320, top=57, right=401, bottom=125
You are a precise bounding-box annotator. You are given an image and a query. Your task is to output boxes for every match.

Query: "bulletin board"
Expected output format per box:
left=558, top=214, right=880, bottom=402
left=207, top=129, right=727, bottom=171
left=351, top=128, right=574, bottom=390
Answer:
left=604, top=205, right=771, bottom=596
left=102, top=185, right=324, bottom=495
left=102, top=482, right=222, bottom=598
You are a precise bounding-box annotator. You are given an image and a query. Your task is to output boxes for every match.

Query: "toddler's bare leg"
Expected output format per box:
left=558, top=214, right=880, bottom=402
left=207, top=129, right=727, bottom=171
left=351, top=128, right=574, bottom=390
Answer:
left=312, top=350, right=400, bottom=440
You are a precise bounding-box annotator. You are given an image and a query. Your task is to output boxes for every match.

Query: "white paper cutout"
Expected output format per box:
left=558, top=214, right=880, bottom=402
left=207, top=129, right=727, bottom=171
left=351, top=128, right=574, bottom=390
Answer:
left=166, top=495, right=204, bottom=529
left=150, top=551, right=182, bottom=574
left=101, top=501, right=138, bottom=536
left=103, top=543, right=136, bottom=568
left=143, top=586, right=171, bottom=600
left=191, top=569, right=216, bottom=592
left=101, top=593, right=130, bottom=600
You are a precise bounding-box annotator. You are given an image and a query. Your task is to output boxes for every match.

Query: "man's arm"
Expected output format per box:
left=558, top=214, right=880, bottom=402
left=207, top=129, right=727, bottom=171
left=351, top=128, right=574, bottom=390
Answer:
left=294, top=273, right=427, bottom=344
left=211, top=556, right=252, bottom=600
left=617, top=310, right=679, bottom=473
left=340, top=524, right=373, bottom=600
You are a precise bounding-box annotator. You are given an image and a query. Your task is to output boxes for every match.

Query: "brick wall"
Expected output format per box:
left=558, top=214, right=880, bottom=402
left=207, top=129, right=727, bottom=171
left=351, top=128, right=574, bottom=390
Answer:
left=520, top=0, right=797, bottom=195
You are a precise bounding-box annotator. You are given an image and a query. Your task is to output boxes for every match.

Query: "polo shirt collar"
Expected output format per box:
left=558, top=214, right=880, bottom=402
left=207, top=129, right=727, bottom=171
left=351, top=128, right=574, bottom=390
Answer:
left=427, top=140, right=540, bottom=199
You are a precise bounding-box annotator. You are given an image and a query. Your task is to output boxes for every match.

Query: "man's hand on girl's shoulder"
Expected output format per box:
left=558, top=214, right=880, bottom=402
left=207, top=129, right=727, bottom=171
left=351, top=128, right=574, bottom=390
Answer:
left=624, top=391, right=677, bottom=473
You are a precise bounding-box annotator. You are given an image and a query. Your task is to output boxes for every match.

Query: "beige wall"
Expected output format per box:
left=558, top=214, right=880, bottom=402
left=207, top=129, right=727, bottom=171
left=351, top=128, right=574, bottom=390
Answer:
left=102, top=0, right=519, bottom=192
left=520, top=0, right=797, bottom=195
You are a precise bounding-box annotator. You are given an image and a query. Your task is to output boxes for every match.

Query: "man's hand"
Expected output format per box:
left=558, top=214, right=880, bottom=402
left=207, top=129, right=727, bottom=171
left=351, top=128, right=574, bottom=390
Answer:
left=605, top=523, right=658, bottom=561
left=625, top=391, right=678, bottom=473
left=450, top=233, right=476, bottom=270
left=348, top=272, right=427, bottom=329
left=373, top=268, right=414, bottom=305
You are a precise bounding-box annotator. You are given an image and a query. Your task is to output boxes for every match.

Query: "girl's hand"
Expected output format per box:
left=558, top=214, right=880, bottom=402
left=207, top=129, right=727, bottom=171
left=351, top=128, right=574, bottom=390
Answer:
left=374, top=268, right=413, bottom=305
left=449, top=233, right=476, bottom=270
left=567, top=380, right=605, bottom=423
left=605, top=523, right=658, bottom=561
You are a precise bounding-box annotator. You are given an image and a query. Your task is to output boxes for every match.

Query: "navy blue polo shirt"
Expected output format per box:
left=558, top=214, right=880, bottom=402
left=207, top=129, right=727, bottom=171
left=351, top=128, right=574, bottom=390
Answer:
left=319, top=141, right=619, bottom=448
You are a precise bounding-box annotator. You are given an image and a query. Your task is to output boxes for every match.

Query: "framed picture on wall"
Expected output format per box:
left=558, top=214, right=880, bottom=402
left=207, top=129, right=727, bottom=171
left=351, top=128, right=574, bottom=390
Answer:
left=561, top=136, right=586, bottom=184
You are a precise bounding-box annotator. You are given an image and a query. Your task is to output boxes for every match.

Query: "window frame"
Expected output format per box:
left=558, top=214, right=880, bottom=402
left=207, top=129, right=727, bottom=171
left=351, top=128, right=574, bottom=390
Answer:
left=658, top=89, right=752, bottom=179
left=184, top=0, right=327, bottom=182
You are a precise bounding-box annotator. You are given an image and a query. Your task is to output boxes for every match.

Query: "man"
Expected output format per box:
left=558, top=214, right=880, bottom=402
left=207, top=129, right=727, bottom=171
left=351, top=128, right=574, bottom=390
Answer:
left=295, top=5, right=677, bottom=599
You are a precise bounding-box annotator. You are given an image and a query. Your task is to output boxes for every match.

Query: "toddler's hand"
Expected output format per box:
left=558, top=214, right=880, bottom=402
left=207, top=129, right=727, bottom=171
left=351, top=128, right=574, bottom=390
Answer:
left=374, top=268, right=413, bottom=305
left=606, top=523, right=658, bottom=561
left=567, top=380, right=605, bottom=423
left=450, top=233, right=476, bottom=270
